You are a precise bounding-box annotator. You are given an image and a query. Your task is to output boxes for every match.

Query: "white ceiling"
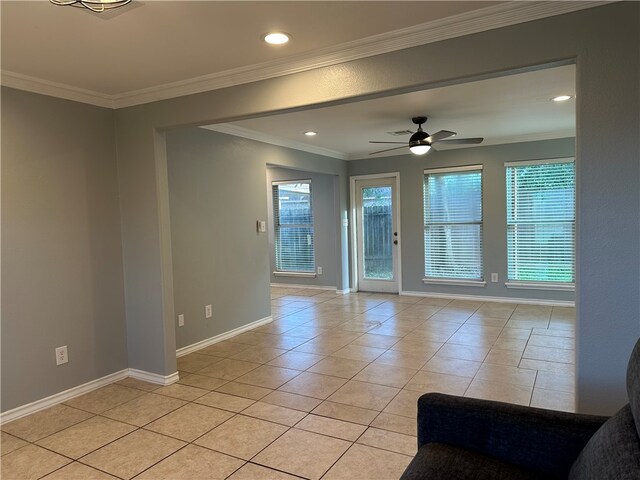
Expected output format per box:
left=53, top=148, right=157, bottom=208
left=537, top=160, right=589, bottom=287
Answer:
left=206, top=64, right=576, bottom=159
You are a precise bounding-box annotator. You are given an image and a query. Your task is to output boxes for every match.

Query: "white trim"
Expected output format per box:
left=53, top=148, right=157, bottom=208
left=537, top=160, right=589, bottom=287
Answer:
left=273, top=271, right=317, bottom=278
left=504, top=157, right=575, bottom=167
left=336, top=289, right=350, bottom=295
left=271, top=283, right=336, bottom=291
left=272, top=178, right=312, bottom=186
left=129, top=369, right=179, bottom=386
left=505, top=281, right=575, bottom=292
left=422, top=278, right=487, bottom=287
left=401, top=290, right=574, bottom=307
left=424, top=164, right=484, bottom=174
left=0, top=2, right=605, bottom=109
left=0, top=369, right=129, bottom=425
left=176, top=316, right=273, bottom=358
left=203, top=125, right=347, bottom=160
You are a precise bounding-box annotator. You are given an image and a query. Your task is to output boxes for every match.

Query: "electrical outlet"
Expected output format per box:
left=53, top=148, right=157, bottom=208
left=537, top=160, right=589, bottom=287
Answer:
left=55, top=346, right=68, bottom=366
left=178, top=314, right=185, bottom=327
left=205, top=304, right=212, bottom=319
left=491, top=273, right=499, bottom=283
left=317, top=266, right=323, bottom=275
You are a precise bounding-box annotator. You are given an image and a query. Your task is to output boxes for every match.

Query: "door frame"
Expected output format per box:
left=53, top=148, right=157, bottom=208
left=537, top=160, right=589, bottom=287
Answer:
left=349, top=172, right=402, bottom=294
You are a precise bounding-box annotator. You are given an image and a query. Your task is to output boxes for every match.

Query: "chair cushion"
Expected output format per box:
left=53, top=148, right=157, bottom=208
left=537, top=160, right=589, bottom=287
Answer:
left=400, top=443, right=545, bottom=480
left=627, top=338, right=640, bottom=437
left=569, top=404, right=640, bottom=479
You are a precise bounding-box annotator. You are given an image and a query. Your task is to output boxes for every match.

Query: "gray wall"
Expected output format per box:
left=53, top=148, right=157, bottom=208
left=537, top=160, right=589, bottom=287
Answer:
left=111, top=2, right=638, bottom=414
left=348, top=138, right=576, bottom=302
left=167, top=128, right=343, bottom=350
left=1, top=87, right=128, bottom=412
left=267, top=167, right=338, bottom=288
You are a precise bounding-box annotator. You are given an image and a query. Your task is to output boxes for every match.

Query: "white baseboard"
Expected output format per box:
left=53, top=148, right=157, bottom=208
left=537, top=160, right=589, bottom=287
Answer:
left=336, top=289, right=350, bottom=295
left=400, top=290, right=574, bottom=307
left=270, top=283, right=337, bottom=291
left=129, top=369, right=179, bottom=386
left=176, top=315, right=273, bottom=358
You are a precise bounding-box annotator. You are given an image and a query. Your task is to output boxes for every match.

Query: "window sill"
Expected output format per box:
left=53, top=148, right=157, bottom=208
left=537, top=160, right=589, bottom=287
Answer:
left=273, top=271, right=317, bottom=278
left=505, top=281, right=575, bottom=292
left=422, top=278, right=486, bottom=287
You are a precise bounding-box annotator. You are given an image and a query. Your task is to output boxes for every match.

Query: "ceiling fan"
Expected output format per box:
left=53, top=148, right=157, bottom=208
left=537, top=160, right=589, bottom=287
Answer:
left=369, top=116, right=484, bottom=155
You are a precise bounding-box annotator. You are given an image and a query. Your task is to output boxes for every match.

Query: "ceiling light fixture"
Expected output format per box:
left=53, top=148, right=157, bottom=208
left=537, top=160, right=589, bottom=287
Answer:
left=409, top=144, right=432, bottom=155
left=552, top=95, right=573, bottom=102
left=264, top=32, right=290, bottom=45
left=50, top=0, right=131, bottom=12
left=304, top=131, right=317, bottom=136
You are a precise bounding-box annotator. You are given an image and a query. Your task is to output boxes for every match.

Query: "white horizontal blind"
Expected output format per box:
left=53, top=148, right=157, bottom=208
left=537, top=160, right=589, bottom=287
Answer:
left=273, top=181, right=315, bottom=272
left=423, top=167, right=483, bottom=280
left=506, top=160, right=575, bottom=283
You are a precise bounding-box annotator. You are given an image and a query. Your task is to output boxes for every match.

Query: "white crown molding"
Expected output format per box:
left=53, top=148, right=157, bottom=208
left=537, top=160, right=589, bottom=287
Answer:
left=202, top=124, right=348, bottom=160
left=1, top=70, right=115, bottom=109
left=1, top=1, right=608, bottom=109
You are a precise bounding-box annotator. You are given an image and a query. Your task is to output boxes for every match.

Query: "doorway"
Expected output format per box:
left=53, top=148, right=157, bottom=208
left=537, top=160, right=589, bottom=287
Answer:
left=351, top=174, right=401, bottom=293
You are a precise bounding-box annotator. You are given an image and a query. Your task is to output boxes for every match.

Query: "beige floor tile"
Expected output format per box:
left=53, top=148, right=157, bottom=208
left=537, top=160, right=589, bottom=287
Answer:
left=368, top=322, right=416, bottom=337
left=266, top=351, right=324, bottom=370
left=351, top=333, right=401, bottom=349
left=258, top=335, right=309, bottom=350
left=370, top=413, right=416, bottom=436
left=231, top=346, right=288, bottom=364
left=227, top=462, right=301, bottom=480
left=535, top=370, right=575, bottom=393
left=261, top=390, right=322, bottom=412
left=102, top=393, right=186, bottom=427
left=390, top=338, right=443, bottom=355
left=312, top=401, right=379, bottom=425
left=323, top=444, right=412, bottom=480
left=242, top=402, right=307, bottom=426
left=80, top=430, right=185, bottom=480
left=177, top=353, right=221, bottom=373
left=1, top=431, right=28, bottom=455
left=382, top=390, right=423, bottom=418
left=195, top=391, right=255, bottom=412
left=519, top=358, right=575, bottom=374
left=253, top=428, right=350, bottom=480
left=136, top=444, right=244, bottom=479
left=464, top=315, right=509, bottom=328
left=144, top=403, right=233, bottom=442
left=178, top=373, right=228, bottom=390
left=484, top=348, right=523, bottom=366
left=437, top=343, right=489, bottom=362
left=3, top=404, right=93, bottom=441
left=235, top=365, right=300, bottom=389
left=332, top=344, right=387, bottom=362
left=474, top=303, right=516, bottom=319
left=493, top=337, right=528, bottom=352
left=506, top=319, right=550, bottom=330
left=198, top=341, right=251, bottom=357
left=197, top=358, right=261, bottom=380
left=307, top=356, right=369, bottom=379
left=532, top=327, right=574, bottom=338
left=231, top=332, right=274, bottom=345
left=40, top=462, right=118, bottom=479
left=523, top=345, right=575, bottom=364
left=36, top=416, right=135, bottom=459
left=278, top=372, right=347, bottom=399
left=499, top=328, right=533, bottom=339
left=404, top=371, right=471, bottom=395
left=465, top=378, right=533, bottom=406
left=194, top=415, right=287, bottom=460
left=216, top=381, right=273, bottom=400
left=116, top=377, right=161, bottom=392
left=0, top=444, right=70, bottom=480
left=64, top=384, right=145, bottom=414
left=446, top=332, right=495, bottom=348
left=374, top=350, right=431, bottom=369
left=328, top=380, right=399, bottom=411
left=530, top=388, right=575, bottom=412
left=295, top=414, right=367, bottom=441
left=422, top=355, right=481, bottom=378
left=154, top=383, right=209, bottom=401
left=285, top=325, right=327, bottom=339
left=475, top=364, right=537, bottom=387
left=353, top=363, right=418, bottom=388
left=357, top=427, right=417, bottom=456
left=528, top=334, right=575, bottom=350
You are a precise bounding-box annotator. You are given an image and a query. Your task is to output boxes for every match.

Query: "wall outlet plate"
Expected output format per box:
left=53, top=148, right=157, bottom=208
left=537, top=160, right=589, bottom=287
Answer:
left=205, top=304, right=212, bottom=318
left=55, top=346, right=68, bottom=365
left=491, top=273, right=499, bottom=283
left=178, top=314, right=185, bottom=327
left=317, top=266, right=323, bottom=275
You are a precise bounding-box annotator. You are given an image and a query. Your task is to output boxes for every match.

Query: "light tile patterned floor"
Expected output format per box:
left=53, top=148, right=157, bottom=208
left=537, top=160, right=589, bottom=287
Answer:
left=1, top=288, right=575, bottom=479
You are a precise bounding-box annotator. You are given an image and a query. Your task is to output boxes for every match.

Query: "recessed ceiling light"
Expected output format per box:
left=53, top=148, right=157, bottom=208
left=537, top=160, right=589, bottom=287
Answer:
left=552, top=95, right=573, bottom=102
left=264, top=32, right=290, bottom=45
left=304, top=131, right=317, bottom=136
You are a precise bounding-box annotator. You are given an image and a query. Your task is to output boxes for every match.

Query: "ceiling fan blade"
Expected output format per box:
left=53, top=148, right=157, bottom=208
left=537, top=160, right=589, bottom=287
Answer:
left=435, top=137, right=484, bottom=145
left=368, top=141, right=407, bottom=144
left=426, top=130, right=456, bottom=143
left=369, top=146, right=409, bottom=155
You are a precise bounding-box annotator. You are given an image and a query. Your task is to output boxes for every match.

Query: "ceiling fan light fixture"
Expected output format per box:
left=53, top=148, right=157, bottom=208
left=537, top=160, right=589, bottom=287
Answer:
left=264, top=32, right=290, bottom=45
left=410, top=144, right=431, bottom=155
left=49, top=0, right=131, bottom=12
left=552, top=95, right=573, bottom=102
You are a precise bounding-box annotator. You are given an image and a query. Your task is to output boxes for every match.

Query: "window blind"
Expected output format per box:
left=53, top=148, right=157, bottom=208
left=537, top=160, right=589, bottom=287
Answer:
left=505, top=159, right=575, bottom=283
left=423, top=166, right=483, bottom=280
left=273, top=181, right=315, bottom=272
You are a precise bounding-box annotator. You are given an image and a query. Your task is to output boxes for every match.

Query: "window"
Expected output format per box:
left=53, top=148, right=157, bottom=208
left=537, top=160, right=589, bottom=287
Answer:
left=423, top=166, right=483, bottom=283
left=272, top=181, right=315, bottom=273
left=505, top=158, right=575, bottom=286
